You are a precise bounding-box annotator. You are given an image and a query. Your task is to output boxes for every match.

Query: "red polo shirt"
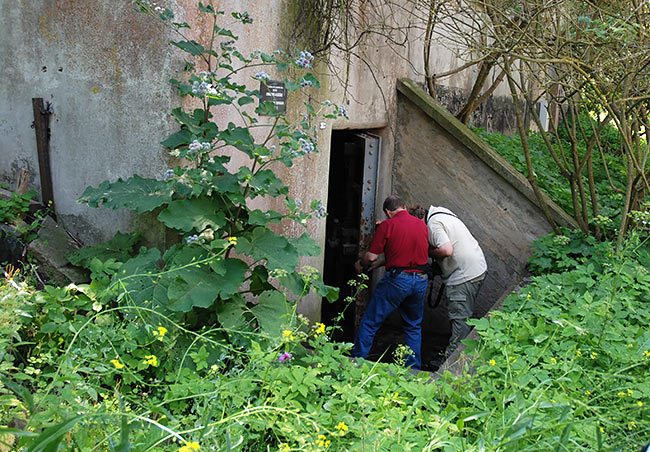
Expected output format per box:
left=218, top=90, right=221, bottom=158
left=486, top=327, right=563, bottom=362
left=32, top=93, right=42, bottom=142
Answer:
left=369, top=210, right=429, bottom=270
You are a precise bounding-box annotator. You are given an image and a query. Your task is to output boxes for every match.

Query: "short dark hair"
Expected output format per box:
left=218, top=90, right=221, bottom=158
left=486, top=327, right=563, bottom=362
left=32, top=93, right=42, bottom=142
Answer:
left=408, top=205, right=427, bottom=220
left=383, top=195, right=406, bottom=212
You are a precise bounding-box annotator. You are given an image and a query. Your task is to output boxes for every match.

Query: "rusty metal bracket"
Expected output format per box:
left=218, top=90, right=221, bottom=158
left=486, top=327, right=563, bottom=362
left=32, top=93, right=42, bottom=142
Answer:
left=32, top=98, right=56, bottom=216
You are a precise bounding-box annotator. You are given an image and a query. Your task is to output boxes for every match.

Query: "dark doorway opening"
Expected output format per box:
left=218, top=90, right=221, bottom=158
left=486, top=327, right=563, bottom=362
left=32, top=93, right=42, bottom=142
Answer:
left=321, top=130, right=379, bottom=343
left=321, top=130, right=449, bottom=369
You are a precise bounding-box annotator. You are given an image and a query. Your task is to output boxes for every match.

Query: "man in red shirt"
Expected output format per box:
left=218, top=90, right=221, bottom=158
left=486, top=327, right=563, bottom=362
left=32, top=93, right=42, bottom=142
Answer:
left=352, top=195, right=429, bottom=369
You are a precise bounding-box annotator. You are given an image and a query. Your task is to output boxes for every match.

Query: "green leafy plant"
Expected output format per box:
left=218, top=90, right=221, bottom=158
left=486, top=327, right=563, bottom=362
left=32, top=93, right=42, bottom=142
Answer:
left=463, top=232, right=650, bottom=451
left=75, top=2, right=342, bottom=338
left=527, top=227, right=611, bottom=275
left=10, top=3, right=650, bottom=451
left=0, top=188, right=35, bottom=224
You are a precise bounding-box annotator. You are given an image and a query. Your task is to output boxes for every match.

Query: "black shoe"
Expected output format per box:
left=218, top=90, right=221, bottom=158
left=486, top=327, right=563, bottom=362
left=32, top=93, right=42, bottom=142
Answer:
left=424, top=356, right=445, bottom=372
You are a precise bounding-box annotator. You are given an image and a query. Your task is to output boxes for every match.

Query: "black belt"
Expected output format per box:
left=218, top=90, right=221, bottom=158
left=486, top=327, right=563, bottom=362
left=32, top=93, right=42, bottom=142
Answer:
left=388, top=266, right=428, bottom=277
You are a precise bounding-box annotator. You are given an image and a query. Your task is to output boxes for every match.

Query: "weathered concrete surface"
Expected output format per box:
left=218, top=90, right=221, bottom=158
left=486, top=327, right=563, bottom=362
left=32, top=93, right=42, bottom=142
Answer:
left=434, top=84, right=518, bottom=135
left=393, top=78, right=576, bottom=354
left=27, top=216, right=87, bottom=285
left=0, top=1, right=179, bottom=247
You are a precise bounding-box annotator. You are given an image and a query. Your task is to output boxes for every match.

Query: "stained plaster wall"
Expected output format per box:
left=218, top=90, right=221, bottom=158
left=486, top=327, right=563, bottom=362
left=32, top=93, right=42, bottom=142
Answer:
left=0, top=1, right=182, bottom=246
left=393, top=79, right=576, bottom=343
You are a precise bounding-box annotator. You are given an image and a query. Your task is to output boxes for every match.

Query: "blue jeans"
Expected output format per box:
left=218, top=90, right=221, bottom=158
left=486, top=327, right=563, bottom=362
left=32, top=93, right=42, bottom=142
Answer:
left=352, top=271, right=428, bottom=369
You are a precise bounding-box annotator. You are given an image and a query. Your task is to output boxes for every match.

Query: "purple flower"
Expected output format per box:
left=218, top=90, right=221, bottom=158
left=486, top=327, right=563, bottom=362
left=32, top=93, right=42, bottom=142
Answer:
left=278, top=352, right=292, bottom=362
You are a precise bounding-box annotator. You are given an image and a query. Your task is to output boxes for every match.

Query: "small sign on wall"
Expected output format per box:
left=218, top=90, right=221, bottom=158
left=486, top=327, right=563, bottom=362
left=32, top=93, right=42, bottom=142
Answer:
left=259, top=80, right=287, bottom=114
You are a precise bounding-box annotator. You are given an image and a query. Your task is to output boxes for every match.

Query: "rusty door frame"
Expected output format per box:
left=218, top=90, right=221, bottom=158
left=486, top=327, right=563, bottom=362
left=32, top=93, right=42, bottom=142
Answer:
left=353, top=132, right=381, bottom=333
left=357, top=132, right=381, bottom=251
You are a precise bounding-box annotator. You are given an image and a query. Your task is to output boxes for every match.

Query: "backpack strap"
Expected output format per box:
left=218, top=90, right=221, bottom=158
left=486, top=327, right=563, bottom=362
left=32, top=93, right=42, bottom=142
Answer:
left=425, top=210, right=459, bottom=225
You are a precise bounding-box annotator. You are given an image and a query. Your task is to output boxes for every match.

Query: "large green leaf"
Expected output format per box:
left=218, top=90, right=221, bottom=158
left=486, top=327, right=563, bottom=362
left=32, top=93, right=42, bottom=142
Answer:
left=209, top=258, right=248, bottom=297
left=167, top=267, right=220, bottom=311
left=170, top=107, right=203, bottom=134
left=114, top=248, right=167, bottom=307
left=310, top=274, right=339, bottom=302
left=216, top=294, right=249, bottom=330
left=67, top=231, right=140, bottom=268
left=255, top=100, right=282, bottom=117
left=250, top=290, right=290, bottom=336
left=158, top=196, right=227, bottom=232
left=79, top=175, right=173, bottom=214
left=236, top=227, right=299, bottom=271
left=164, top=249, right=248, bottom=312
left=279, top=273, right=307, bottom=298
left=247, top=168, right=289, bottom=198
left=289, top=233, right=321, bottom=257
left=171, top=40, right=206, bottom=56
left=219, top=123, right=255, bottom=156
left=161, top=128, right=192, bottom=149
left=248, top=209, right=283, bottom=225
left=212, top=172, right=244, bottom=203
left=248, top=265, right=274, bottom=295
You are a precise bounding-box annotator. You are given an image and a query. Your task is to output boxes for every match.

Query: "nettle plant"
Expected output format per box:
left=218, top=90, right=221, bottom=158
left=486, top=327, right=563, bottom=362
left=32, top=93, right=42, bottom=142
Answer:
left=78, top=2, right=343, bottom=339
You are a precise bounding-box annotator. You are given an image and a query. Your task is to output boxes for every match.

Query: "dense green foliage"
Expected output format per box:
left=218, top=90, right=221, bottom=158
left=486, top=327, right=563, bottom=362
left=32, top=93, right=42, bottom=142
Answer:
left=2, top=231, right=649, bottom=451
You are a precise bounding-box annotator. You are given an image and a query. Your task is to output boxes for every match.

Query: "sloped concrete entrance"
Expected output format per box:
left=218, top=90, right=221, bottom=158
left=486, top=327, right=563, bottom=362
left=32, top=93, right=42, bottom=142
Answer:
left=364, top=79, right=575, bottom=369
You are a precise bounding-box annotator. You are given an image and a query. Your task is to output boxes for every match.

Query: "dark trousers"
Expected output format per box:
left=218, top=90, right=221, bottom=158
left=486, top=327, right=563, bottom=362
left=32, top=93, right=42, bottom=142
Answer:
left=352, top=271, right=428, bottom=369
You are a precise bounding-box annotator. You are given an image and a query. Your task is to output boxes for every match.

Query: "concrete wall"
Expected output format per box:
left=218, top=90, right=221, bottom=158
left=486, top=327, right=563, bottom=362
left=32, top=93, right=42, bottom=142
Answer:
left=393, top=79, right=575, bottom=348
left=0, top=1, right=183, bottom=246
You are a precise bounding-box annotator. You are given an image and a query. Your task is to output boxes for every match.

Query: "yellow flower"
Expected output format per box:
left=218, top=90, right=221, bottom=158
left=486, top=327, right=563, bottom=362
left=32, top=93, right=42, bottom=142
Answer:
left=600, top=427, right=605, bottom=433
left=618, top=391, right=627, bottom=397
left=644, top=350, right=650, bottom=357
left=143, top=355, right=158, bottom=367
left=628, top=421, right=637, bottom=430
left=638, top=401, right=644, bottom=407
left=152, top=326, right=167, bottom=341
left=110, top=359, right=124, bottom=369
left=336, top=421, right=348, bottom=433
left=628, top=389, right=633, bottom=395
left=279, top=444, right=290, bottom=452
left=585, top=390, right=591, bottom=396
left=551, top=357, right=557, bottom=364
left=228, top=236, right=238, bottom=246
left=316, top=434, right=330, bottom=448
left=314, top=322, right=326, bottom=335
left=282, top=330, right=294, bottom=341
left=178, top=441, right=200, bottom=452
left=489, top=359, right=496, bottom=366
left=590, top=352, right=598, bottom=359
left=526, top=294, right=531, bottom=300
left=576, top=350, right=582, bottom=357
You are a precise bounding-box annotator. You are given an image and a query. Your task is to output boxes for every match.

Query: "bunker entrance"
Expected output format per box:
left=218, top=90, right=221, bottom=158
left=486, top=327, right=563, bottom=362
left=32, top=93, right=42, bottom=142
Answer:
left=322, top=130, right=450, bottom=369
left=321, top=130, right=379, bottom=343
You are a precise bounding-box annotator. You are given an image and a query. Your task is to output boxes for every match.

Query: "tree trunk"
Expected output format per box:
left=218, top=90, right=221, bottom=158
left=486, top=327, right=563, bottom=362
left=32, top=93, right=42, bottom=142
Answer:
left=505, top=62, right=559, bottom=233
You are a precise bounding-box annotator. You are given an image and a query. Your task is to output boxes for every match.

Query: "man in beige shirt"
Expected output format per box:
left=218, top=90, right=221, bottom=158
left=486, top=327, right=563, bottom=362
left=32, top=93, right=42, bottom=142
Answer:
left=426, top=206, right=487, bottom=358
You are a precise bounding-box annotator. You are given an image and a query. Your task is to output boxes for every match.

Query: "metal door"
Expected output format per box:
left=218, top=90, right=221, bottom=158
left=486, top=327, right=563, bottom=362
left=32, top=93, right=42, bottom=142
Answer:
left=356, top=132, right=381, bottom=251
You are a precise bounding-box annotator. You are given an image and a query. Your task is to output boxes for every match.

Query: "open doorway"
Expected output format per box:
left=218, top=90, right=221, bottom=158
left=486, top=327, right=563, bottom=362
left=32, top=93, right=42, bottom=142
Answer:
left=321, top=130, right=379, bottom=342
